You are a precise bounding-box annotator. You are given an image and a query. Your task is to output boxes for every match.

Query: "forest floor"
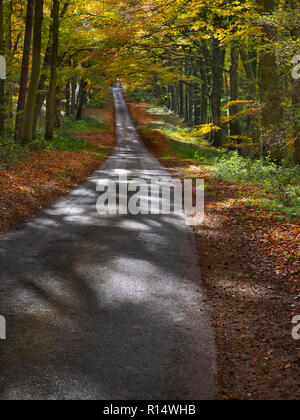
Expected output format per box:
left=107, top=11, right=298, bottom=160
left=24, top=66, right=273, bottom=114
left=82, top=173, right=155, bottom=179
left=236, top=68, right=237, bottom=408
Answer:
left=128, top=101, right=300, bottom=400
left=0, top=104, right=115, bottom=236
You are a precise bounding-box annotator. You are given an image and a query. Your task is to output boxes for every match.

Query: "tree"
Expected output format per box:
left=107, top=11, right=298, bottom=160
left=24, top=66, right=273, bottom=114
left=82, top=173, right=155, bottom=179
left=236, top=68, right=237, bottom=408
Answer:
left=15, top=0, right=34, bottom=141
left=76, top=80, right=87, bottom=120
left=21, top=0, right=44, bottom=145
left=257, top=0, right=284, bottom=160
left=45, top=0, right=60, bottom=141
left=229, top=46, right=242, bottom=144
left=211, top=33, right=225, bottom=147
left=0, top=0, right=4, bottom=136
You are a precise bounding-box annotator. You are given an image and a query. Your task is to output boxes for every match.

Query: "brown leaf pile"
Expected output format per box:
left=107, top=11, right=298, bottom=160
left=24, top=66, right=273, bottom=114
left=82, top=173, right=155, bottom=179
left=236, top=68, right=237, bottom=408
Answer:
left=0, top=106, right=115, bottom=236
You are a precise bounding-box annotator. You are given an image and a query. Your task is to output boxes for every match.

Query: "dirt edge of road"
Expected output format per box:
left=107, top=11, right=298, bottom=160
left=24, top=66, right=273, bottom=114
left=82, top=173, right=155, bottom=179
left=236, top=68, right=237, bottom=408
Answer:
left=0, top=105, right=115, bottom=237
left=128, top=101, right=300, bottom=401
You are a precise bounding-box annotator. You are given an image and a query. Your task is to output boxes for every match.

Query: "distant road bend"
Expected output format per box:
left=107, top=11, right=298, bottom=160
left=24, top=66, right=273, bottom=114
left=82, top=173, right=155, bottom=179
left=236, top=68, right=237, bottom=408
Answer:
left=0, top=88, right=216, bottom=400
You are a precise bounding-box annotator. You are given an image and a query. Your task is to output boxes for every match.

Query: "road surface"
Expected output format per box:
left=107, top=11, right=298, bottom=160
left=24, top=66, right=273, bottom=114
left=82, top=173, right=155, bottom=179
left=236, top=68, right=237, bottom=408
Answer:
left=0, top=89, right=216, bottom=400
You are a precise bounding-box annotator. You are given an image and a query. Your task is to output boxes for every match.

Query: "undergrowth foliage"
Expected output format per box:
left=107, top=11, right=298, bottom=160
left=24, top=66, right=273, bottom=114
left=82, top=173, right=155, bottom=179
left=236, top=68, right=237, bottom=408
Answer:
left=0, top=116, right=106, bottom=169
left=138, top=104, right=300, bottom=219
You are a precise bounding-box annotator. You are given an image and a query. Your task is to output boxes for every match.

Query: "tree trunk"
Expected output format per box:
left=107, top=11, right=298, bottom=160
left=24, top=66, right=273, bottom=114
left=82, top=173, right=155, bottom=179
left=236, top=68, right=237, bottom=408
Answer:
left=258, top=0, right=284, bottom=160
left=179, top=80, right=184, bottom=118
left=21, top=0, right=44, bottom=145
left=166, top=85, right=171, bottom=109
left=70, top=67, right=77, bottom=114
left=65, top=81, right=71, bottom=116
left=32, top=0, right=69, bottom=137
left=184, top=82, right=189, bottom=123
left=229, top=46, right=242, bottom=143
left=293, top=77, right=300, bottom=164
left=15, top=0, right=34, bottom=141
left=45, top=0, right=59, bottom=141
left=32, top=17, right=52, bottom=139
left=76, top=80, right=87, bottom=120
left=193, top=63, right=201, bottom=125
left=54, top=85, right=61, bottom=128
left=211, top=35, right=225, bottom=147
left=200, top=41, right=210, bottom=125
left=240, top=48, right=260, bottom=144
left=5, top=0, right=13, bottom=120
left=0, top=0, right=5, bottom=136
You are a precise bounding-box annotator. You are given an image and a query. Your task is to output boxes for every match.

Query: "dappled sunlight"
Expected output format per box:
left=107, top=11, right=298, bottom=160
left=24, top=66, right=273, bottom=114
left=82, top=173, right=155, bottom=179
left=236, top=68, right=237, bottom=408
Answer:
left=0, top=89, right=216, bottom=400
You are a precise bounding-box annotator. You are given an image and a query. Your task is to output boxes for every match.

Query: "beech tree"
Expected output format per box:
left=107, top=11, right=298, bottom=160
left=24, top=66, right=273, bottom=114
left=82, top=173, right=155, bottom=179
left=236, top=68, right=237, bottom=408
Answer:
left=45, top=0, right=60, bottom=141
left=21, top=0, right=44, bottom=145
left=0, top=0, right=4, bottom=136
left=0, top=0, right=298, bottom=164
left=15, top=0, right=34, bottom=141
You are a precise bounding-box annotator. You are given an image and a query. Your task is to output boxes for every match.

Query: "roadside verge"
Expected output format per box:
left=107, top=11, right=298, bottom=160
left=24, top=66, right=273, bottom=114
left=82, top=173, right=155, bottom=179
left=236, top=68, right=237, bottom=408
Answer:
left=128, top=101, right=300, bottom=400
left=0, top=104, right=115, bottom=236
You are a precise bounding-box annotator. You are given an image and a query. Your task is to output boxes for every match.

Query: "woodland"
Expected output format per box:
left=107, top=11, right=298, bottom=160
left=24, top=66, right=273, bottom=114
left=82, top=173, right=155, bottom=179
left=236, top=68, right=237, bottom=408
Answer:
left=0, top=0, right=299, bottom=160
left=0, top=0, right=299, bottom=400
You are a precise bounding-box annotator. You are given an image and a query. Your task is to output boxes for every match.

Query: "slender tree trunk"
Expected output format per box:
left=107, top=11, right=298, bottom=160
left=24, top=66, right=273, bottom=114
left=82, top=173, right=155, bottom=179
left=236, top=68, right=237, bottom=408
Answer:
left=45, top=0, right=59, bottom=141
left=293, top=77, right=300, bottom=164
left=200, top=41, right=210, bottom=125
left=184, top=83, right=189, bottom=123
left=70, top=64, right=77, bottom=114
left=32, top=70, right=49, bottom=138
left=5, top=0, right=13, bottom=120
left=71, top=80, right=77, bottom=114
left=229, top=46, right=242, bottom=143
left=240, top=48, right=260, bottom=144
left=32, top=12, right=52, bottom=139
left=188, top=84, right=193, bottom=125
left=0, top=0, right=5, bottom=136
left=76, top=80, right=87, bottom=120
left=166, top=85, right=171, bottom=109
left=258, top=0, right=284, bottom=160
left=54, top=85, right=61, bottom=128
left=15, top=0, right=34, bottom=141
left=170, top=86, right=176, bottom=112
left=21, top=0, right=44, bottom=145
left=179, top=80, right=184, bottom=118
left=193, top=63, right=201, bottom=125
left=32, top=1, right=69, bottom=137
left=211, top=35, right=225, bottom=147
left=65, top=81, right=71, bottom=116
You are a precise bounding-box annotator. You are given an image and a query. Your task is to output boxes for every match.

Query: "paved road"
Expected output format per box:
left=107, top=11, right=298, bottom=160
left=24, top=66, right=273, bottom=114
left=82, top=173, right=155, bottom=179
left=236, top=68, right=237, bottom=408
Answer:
left=0, top=89, right=216, bottom=400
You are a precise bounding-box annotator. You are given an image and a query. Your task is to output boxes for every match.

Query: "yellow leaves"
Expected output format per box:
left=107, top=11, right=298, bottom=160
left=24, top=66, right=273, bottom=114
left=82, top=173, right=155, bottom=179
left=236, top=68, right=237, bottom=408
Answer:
left=222, top=100, right=257, bottom=111
left=220, top=100, right=260, bottom=126
left=191, top=124, right=221, bottom=138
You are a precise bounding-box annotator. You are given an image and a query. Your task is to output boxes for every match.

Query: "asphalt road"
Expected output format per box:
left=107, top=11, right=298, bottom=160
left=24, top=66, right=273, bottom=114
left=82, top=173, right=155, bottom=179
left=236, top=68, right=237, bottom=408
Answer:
left=0, top=89, right=216, bottom=400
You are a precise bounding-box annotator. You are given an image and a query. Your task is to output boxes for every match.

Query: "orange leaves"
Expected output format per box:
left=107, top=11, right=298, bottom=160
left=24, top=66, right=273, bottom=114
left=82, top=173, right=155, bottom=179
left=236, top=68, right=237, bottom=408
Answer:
left=0, top=106, right=115, bottom=236
left=0, top=151, right=99, bottom=235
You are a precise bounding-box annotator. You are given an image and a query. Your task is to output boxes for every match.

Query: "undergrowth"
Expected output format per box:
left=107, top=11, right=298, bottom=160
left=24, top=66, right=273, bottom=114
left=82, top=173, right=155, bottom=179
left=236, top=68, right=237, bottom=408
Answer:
left=141, top=105, right=300, bottom=219
left=0, top=115, right=107, bottom=169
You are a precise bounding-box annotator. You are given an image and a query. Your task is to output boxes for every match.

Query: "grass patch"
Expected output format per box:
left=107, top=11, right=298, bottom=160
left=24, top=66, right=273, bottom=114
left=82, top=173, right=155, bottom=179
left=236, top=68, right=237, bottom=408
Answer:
left=143, top=105, right=300, bottom=219
left=0, top=115, right=107, bottom=169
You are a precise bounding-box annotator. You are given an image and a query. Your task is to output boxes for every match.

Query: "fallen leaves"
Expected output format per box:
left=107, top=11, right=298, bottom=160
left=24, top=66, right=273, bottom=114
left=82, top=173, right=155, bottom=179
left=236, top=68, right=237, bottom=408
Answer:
left=0, top=106, right=115, bottom=236
left=131, top=100, right=300, bottom=401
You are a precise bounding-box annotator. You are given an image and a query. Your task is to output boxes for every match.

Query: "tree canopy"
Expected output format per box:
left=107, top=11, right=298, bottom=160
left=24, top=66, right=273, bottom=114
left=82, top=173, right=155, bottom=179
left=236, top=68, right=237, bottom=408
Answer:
left=0, top=0, right=299, bottom=161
